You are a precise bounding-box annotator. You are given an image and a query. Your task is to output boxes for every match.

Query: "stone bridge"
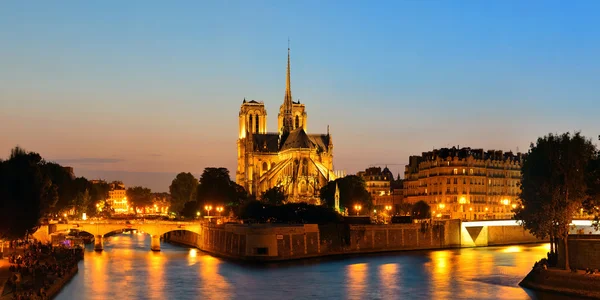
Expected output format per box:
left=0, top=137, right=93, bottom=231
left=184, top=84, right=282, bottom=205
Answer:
left=33, top=220, right=202, bottom=251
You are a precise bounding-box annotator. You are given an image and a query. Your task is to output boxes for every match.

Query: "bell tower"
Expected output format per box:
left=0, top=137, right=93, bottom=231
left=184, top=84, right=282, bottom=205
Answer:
left=239, top=99, right=267, bottom=139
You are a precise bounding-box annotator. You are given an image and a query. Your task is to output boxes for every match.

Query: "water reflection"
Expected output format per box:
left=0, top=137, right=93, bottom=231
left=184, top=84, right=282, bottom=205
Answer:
left=430, top=250, right=451, bottom=299
left=147, top=252, right=165, bottom=300
left=378, top=263, right=399, bottom=298
left=346, top=263, right=367, bottom=299
left=56, top=235, right=578, bottom=300
left=199, top=255, right=232, bottom=300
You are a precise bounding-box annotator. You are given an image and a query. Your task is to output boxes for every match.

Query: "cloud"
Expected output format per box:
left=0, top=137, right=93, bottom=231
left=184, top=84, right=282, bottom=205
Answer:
left=54, top=158, right=124, bottom=165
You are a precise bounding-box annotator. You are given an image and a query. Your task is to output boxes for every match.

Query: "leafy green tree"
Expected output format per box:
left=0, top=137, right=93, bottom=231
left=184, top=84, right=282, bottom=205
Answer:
left=320, top=175, right=372, bottom=211
left=411, top=200, right=431, bottom=219
left=515, top=132, right=596, bottom=270
left=127, top=186, right=153, bottom=211
left=169, top=172, right=198, bottom=213
left=261, top=186, right=286, bottom=205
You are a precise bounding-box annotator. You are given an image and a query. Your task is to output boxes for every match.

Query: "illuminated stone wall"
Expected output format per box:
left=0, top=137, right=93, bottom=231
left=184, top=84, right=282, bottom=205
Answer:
left=167, top=220, right=462, bottom=261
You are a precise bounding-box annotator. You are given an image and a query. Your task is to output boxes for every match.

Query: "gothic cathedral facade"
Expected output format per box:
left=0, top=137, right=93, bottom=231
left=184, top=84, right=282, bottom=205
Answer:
left=236, top=47, right=335, bottom=203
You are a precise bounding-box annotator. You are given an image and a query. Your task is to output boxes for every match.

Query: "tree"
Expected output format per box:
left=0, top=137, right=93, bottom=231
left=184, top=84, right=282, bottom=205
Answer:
left=73, top=189, right=91, bottom=216
left=127, top=186, right=153, bottom=212
left=398, top=202, right=412, bottom=216
left=320, top=175, right=372, bottom=211
left=515, top=132, right=596, bottom=270
left=261, top=186, right=286, bottom=205
left=196, top=168, right=247, bottom=211
left=169, top=172, right=198, bottom=213
left=180, top=201, right=199, bottom=219
left=0, top=147, right=51, bottom=239
left=411, top=201, right=431, bottom=219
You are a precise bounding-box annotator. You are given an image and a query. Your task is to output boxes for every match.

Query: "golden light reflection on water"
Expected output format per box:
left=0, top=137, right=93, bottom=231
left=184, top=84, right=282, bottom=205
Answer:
left=147, top=252, right=165, bottom=300
left=502, top=246, right=522, bottom=253
left=90, top=251, right=108, bottom=295
left=430, top=250, right=451, bottom=299
left=378, top=263, right=398, bottom=296
left=346, top=263, right=368, bottom=300
left=198, top=255, right=232, bottom=300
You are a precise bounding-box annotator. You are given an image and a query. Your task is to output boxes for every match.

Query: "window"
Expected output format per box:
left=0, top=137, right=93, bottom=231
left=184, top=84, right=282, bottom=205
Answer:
left=470, top=169, right=473, bottom=175
left=453, top=168, right=458, bottom=175
left=248, top=115, right=253, bottom=132
left=447, top=178, right=450, bottom=184
left=255, top=114, right=259, bottom=132
left=255, top=247, right=268, bottom=255
left=462, top=169, right=466, bottom=175
left=453, top=178, right=458, bottom=184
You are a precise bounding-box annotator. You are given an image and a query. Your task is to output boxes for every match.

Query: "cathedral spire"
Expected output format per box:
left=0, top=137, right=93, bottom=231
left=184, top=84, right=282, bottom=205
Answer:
left=282, top=42, right=294, bottom=133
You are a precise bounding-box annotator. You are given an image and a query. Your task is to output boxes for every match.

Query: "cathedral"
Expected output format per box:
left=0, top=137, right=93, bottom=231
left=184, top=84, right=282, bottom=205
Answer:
left=236, top=47, right=336, bottom=203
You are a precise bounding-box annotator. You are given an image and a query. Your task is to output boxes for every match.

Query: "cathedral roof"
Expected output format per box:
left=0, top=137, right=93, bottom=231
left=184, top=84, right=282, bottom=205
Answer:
left=281, top=128, right=314, bottom=150
left=251, top=133, right=280, bottom=152
left=308, top=134, right=330, bottom=150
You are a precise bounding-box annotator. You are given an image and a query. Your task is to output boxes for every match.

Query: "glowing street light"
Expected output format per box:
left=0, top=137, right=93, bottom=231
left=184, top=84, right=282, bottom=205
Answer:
left=196, top=211, right=200, bottom=217
left=204, top=205, right=213, bottom=216
left=438, top=203, right=446, bottom=210
left=216, top=206, right=224, bottom=216
left=354, top=204, right=362, bottom=216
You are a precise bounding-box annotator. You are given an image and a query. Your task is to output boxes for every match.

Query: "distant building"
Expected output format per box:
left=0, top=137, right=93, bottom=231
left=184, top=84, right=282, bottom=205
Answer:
left=107, top=181, right=128, bottom=214
left=358, top=167, right=391, bottom=198
left=358, top=167, right=403, bottom=212
left=63, top=166, right=75, bottom=179
left=403, top=147, right=524, bottom=220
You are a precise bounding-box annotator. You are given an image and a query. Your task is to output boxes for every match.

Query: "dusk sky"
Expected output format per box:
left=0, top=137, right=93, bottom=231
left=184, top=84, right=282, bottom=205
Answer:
left=2, top=1, right=599, bottom=192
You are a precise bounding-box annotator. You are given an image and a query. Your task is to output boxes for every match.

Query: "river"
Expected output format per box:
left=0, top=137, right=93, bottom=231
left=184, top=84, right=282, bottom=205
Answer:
left=55, top=232, right=573, bottom=300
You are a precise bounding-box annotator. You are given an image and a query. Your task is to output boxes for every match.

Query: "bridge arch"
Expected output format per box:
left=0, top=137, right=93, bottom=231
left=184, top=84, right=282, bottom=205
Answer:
left=35, top=221, right=203, bottom=252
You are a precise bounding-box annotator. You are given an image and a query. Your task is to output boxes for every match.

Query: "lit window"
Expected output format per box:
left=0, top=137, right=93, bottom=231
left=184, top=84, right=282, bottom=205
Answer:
left=453, top=169, right=458, bottom=175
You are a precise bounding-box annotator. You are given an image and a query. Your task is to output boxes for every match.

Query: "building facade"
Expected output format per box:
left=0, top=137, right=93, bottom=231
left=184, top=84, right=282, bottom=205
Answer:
left=236, top=47, right=335, bottom=202
left=358, top=167, right=392, bottom=198
left=358, top=167, right=403, bottom=214
left=404, top=147, right=524, bottom=220
left=107, top=181, right=129, bottom=214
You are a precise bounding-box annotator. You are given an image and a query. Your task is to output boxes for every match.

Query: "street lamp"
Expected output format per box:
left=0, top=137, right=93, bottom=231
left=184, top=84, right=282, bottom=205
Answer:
left=196, top=211, right=200, bottom=218
left=354, top=204, right=362, bottom=216
left=204, top=205, right=213, bottom=216
left=385, top=205, right=392, bottom=224
left=216, top=206, right=224, bottom=216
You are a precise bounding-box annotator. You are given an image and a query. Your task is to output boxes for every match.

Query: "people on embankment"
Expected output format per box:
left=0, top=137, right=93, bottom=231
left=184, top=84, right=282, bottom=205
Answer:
left=2, top=240, right=83, bottom=300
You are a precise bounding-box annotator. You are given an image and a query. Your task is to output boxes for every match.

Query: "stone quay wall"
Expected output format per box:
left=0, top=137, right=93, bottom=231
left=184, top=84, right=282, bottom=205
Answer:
left=165, top=220, right=463, bottom=261
left=558, top=234, right=600, bottom=270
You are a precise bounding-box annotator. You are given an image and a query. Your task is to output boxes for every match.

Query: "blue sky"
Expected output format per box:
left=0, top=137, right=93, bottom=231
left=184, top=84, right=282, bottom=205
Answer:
left=1, top=1, right=599, bottom=191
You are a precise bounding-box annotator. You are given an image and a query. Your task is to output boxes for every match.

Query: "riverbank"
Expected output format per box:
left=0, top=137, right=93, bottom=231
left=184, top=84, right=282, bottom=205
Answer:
left=0, top=245, right=83, bottom=300
left=520, top=267, right=600, bottom=299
